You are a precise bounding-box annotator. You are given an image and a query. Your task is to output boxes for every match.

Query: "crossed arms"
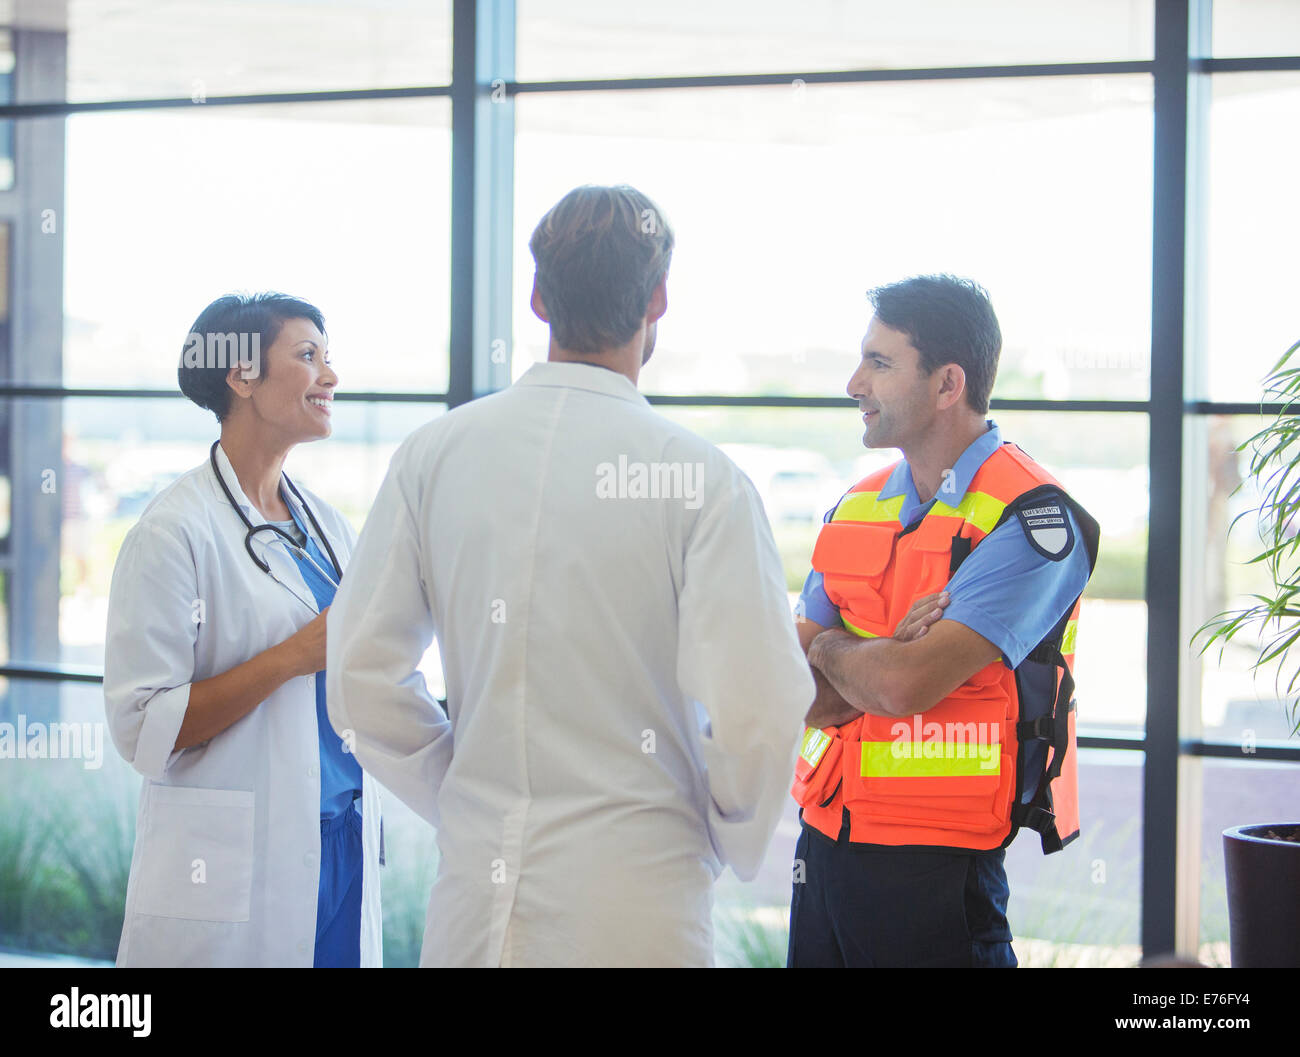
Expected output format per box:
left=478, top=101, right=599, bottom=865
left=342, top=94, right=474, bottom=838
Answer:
left=799, top=591, right=1002, bottom=728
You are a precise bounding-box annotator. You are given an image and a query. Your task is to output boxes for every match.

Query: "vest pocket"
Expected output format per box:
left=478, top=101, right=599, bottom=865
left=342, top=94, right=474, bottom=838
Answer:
left=841, top=700, right=1013, bottom=837
left=133, top=785, right=255, bottom=922
left=904, top=516, right=966, bottom=601
left=812, top=522, right=896, bottom=628
left=790, top=726, right=844, bottom=807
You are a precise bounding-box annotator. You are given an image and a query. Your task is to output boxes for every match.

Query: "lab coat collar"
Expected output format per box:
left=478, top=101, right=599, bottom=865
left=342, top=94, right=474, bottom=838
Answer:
left=209, top=440, right=321, bottom=614
left=513, top=361, right=651, bottom=407
left=210, top=440, right=259, bottom=517
left=210, top=440, right=311, bottom=523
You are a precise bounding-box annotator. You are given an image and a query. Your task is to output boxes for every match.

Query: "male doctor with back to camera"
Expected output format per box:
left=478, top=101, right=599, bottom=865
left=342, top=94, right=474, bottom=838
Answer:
left=327, top=184, right=818, bottom=967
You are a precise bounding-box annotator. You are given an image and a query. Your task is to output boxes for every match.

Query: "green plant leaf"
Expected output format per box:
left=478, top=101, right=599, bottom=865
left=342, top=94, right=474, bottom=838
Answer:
left=1198, top=338, right=1300, bottom=740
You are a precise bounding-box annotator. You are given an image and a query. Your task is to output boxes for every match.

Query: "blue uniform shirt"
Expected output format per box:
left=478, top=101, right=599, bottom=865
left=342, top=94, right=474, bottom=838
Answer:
left=797, top=420, right=1091, bottom=667
left=272, top=507, right=363, bottom=821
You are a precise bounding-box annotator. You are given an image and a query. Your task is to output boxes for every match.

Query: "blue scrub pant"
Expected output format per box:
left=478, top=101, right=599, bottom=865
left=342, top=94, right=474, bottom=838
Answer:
left=314, top=802, right=363, bottom=968
left=787, top=815, right=1017, bottom=968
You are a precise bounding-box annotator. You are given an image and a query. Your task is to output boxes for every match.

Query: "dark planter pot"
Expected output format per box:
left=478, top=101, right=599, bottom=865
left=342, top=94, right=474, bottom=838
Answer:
left=1223, top=823, right=1300, bottom=968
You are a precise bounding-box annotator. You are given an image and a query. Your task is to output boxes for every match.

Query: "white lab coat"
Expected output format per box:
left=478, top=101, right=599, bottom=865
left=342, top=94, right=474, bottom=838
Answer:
left=327, top=361, right=813, bottom=967
left=104, top=441, right=383, bottom=968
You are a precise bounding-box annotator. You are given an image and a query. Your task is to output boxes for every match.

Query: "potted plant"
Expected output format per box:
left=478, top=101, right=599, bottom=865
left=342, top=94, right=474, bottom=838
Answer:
left=1197, top=338, right=1300, bottom=968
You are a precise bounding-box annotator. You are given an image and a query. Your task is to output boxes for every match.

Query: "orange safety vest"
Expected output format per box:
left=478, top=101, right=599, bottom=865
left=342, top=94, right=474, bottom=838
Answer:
left=791, top=441, right=1100, bottom=854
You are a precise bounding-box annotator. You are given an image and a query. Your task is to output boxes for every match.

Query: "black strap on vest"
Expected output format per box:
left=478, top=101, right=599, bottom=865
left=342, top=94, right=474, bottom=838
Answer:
left=977, top=481, right=1101, bottom=854
left=948, top=533, right=973, bottom=575
left=1012, top=639, right=1076, bottom=853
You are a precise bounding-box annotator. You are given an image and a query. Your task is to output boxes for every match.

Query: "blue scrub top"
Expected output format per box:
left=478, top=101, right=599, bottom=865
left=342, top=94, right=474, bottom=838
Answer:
left=797, top=420, right=1092, bottom=668
left=270, top=507, right=363, bottom=821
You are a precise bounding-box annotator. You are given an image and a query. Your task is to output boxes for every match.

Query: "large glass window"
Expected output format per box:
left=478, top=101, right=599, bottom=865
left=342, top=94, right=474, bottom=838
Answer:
left=517, top=0, right=1154, bottom=80
left=1, top=5, right=455, bottom=967
left=57, top=0, right=453, bottom=105
left=1201, top=73, right=1300, bottom=402
left=514, top=77, right=1153, bottom=401
left=63, top=100, right=451, bottom=393
left=1212, top=0, right=1300, bottom=58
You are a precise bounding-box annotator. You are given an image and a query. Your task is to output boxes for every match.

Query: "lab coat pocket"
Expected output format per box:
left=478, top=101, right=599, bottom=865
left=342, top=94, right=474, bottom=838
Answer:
left=134, top=785, right=255, bottom=922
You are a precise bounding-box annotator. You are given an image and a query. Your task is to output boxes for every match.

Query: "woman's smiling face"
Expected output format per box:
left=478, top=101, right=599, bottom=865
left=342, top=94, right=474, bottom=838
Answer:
left=229, top=316, right=337, bottom=443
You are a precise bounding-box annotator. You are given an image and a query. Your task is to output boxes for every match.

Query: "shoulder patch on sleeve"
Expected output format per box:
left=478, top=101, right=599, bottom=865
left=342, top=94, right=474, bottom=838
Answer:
left=1013, top=491, right=1075, bottom=561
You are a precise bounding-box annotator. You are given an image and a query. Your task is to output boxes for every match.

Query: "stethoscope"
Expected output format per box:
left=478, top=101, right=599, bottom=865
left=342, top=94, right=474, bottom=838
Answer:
left=209, top=440, right=343, bottom=591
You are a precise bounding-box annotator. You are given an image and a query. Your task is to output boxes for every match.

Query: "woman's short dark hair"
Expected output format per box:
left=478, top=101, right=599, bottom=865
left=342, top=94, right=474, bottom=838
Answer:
left=177, top=292, right=326, bottom=422
left=529, top=185, right=674, bottom=355
left=867, top=275, right=1002, bottom=415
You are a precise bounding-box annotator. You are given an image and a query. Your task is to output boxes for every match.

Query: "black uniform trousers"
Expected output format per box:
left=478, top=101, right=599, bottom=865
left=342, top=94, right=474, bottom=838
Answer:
left=787, top=811, right=1017, bottom=968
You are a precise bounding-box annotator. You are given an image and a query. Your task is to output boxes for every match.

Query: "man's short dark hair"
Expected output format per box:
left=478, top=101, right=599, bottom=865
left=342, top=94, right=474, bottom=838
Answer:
left=866, top=275, right=1001, bottom=415
left=177, top=292, right=325, bottom=422
left=529, top=185, right=674, bottom=355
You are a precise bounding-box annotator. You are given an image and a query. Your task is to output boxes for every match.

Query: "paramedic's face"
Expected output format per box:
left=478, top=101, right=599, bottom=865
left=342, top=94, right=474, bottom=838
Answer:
left=847, top=317, right=934, bottom=451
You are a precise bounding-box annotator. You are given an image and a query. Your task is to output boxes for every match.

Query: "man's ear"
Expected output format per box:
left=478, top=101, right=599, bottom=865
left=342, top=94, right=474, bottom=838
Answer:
left=934, top=364, right=967, bottom=412
left=645, top=274, right=667, bottom=324
left=530, top=277, right=549, bottom=323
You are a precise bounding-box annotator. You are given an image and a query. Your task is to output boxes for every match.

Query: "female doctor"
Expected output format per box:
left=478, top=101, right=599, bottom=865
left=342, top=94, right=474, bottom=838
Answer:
left=104, top=292, right=383, bottom=967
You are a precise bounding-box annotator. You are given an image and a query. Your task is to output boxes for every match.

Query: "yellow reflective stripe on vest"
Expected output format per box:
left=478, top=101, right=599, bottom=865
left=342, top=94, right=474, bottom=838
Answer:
left=929, top=490, right=1007, bottom=536
left=861, top=740, right=1002, bottom=777
left=1061, top=618, right=1078, bottom=655
left=800, top=727, right=832, bottom=767
left=840, top=614, right=880, bottom=638
left=834, top=487, right=1005, bottom=535
left=832, top=490, right=904, bottom=524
